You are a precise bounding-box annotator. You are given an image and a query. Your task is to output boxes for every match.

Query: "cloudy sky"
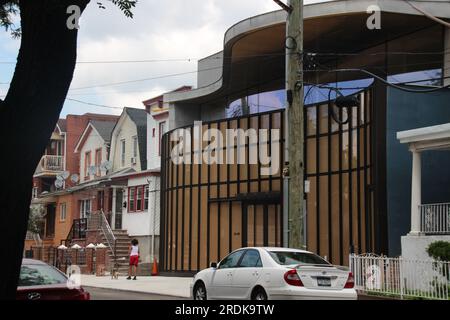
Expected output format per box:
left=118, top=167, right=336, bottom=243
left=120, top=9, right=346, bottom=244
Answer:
left=0, top=0, right=327, bottom=117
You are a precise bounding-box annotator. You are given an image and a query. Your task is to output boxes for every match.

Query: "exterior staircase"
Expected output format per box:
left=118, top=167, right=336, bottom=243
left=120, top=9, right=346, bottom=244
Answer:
left=102, top=230, right=131, bottom=274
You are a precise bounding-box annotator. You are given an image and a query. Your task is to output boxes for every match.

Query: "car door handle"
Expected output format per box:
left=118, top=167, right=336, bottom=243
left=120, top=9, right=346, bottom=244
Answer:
left=252, top=272, right=259, bottom=276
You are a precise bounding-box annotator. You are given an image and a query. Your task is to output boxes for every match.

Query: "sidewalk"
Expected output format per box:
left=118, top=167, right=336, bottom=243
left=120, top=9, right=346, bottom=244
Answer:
left=80, top=275, right=193, bottom=298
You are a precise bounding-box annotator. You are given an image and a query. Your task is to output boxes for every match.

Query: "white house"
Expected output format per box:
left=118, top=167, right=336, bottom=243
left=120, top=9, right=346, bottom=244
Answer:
left=108, top=107, right=162, bottom=267
left=144, top=86, right=191, bottom=170
left=74, top=120, right=118, bottom=183
left=110, top=108, right=148, bottom=173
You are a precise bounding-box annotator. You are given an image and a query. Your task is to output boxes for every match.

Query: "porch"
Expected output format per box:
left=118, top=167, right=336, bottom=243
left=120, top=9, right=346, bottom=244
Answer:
left=397, top=123, right=450, bottom=260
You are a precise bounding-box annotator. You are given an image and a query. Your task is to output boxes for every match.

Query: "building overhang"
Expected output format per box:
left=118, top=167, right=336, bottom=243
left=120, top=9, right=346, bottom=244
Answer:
left=166, top=0, right=450, bottom=106
left=397, top=122, right=450, bottom=151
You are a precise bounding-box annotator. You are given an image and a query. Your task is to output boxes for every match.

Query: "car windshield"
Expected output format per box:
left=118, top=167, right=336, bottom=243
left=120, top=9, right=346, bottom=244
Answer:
left=268, top=251, right=330, bottom=266
left=18, top=264, right=67, bottom=287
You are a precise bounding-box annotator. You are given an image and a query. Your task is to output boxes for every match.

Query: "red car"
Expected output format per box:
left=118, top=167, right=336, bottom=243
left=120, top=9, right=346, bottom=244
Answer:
left=16, top=259, right=90, bottom=300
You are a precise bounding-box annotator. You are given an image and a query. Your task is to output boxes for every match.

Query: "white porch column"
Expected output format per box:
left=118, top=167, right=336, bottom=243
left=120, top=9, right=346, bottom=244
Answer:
left=445, top=28, right=450, bottom=86
left=410, top=148, right=422, bottom=235
left=111, top=187, right=117, bottom=230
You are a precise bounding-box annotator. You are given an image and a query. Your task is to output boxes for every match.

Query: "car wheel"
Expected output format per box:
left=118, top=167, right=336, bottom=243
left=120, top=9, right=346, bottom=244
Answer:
left=252, top=287, right=268, bottom=301
left=193, top=282, right=207, bottom=300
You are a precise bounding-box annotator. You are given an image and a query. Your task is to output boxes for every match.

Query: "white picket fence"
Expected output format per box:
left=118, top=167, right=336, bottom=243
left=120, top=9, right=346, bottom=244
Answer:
left=350, top=254, right=450, bottom=300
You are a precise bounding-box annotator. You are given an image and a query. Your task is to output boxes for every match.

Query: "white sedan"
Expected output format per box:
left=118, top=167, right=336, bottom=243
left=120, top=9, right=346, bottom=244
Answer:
left=190, top=247, right=357, bottom=300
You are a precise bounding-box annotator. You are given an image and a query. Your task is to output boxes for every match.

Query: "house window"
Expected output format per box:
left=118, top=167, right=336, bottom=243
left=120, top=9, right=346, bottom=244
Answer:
left=32, top=187, right=38, bottom=199
left=159, top=121, right=166, bottom=156
left=84, top=151, right=91, bottom=179
left=144, top=185, right=149, bottom=210
left=152, top=128, right=156, bottom=138
left=136, top=186, right=143, bottom=211
left=95, top=149, right=102, bottom=176
left=80, top=200, right=91, bottom=219
left=133, top=136, right=137, bottom=158
left=129, top=187, right=136, bottom=212
left=60, top=203, right=67, bottom=222
left=121, top=139, right=126, bottom=167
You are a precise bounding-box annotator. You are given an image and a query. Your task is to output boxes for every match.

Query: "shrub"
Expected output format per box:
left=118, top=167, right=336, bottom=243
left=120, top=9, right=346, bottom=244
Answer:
left=427, top=241, right=450, bottom=262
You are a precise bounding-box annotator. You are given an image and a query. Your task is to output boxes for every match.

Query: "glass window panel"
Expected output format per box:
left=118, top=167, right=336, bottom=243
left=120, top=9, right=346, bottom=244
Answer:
left=306, top=177, right=317, bottom=253
left=319, top=104, right=329, bottom=135
left=319, top=136, right=328, bottom=174
left=306, top=138, right=316, bottom=174
left=331, top=134, right=339, bottom=172
left=342, top=132, right=349, bottom=170
left=319, top=176, right=329, bottom=258
left=306, top=107, right=317, bottom=136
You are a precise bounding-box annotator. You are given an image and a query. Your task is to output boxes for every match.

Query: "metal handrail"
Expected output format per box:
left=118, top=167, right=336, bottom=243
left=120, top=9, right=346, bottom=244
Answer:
left=99, top=211, right=117, bottom=265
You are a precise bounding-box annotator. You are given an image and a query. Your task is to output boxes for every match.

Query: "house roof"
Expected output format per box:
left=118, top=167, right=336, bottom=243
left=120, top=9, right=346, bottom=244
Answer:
left=90, top=120, right=117, bottom=143
left=74, top=119, right=118, bottom=153
left=125, top=108, right=148, bottom=170
left=142, top=86, right=192, bottom=106
left=57, top=119, right=67, bottom=133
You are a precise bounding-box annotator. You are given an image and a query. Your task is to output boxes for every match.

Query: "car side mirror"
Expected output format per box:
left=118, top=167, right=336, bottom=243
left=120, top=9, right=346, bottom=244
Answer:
left=210, top=262, right=217, bottom=269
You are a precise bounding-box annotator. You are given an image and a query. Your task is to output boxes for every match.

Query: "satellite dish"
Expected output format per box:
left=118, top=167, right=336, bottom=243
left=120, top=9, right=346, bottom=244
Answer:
left=62, top=171, right=70, bottom=180
left=70, top=174, right=80, bottom=184
left=55, top=179, right=64, bottom=189
left=88, top=165, right=97, bottom=176
left=56, top=174, right=64, bottom=181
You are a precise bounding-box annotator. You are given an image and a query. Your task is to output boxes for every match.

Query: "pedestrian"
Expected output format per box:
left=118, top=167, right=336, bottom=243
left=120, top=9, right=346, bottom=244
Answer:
left=127, top=239, right=139, bottom=280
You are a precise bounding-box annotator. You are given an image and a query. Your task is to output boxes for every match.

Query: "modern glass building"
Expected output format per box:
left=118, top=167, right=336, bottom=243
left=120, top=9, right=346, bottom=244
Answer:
left=159, top=1, right=450, bottom=274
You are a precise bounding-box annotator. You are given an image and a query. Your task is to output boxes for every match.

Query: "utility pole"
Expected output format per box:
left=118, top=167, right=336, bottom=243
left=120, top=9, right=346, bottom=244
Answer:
left=283, top=0, right=305, bottom=249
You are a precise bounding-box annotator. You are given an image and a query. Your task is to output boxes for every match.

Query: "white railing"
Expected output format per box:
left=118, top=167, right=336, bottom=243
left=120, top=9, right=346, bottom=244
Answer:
left=350, top=254, right=449, bottom=300
left=87, top=211, right=117, bottom=263
left=38, top=155, right=64, bottom=172
left=420, top=203, right=450, bottom=234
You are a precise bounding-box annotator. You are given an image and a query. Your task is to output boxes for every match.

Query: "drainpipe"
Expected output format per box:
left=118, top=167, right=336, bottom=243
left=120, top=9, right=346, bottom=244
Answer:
left=150, top=178, right=157, bottom=262
left=111, top=187, right=116, bottom=230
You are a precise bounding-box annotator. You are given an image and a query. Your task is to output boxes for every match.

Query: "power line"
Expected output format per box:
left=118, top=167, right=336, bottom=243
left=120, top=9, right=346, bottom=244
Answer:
left=68, top=66, right=223, bottom=91
left=65, top=98, right=124, bottom=110
left=0, top=50, right=447, bottom=89
left=328, top=68, right=450, bottom=93
left=0, top=48, right=448, bottom=67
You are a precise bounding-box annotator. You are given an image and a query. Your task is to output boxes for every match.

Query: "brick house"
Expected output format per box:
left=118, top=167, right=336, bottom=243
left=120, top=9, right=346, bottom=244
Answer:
left=26, top=113, right=119, bottom=252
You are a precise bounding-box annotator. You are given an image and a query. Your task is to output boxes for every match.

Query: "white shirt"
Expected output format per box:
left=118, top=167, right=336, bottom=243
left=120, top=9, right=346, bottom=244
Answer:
left=130, top=245, right=139, bottom=257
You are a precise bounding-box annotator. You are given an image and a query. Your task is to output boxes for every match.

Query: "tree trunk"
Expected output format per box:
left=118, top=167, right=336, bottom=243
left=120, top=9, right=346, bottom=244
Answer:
left=0, top=0, right=89, bottom=299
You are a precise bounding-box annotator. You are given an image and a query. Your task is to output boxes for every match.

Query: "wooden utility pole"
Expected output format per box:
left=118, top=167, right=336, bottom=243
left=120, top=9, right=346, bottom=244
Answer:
left=286, top=0, right=305, bottom=249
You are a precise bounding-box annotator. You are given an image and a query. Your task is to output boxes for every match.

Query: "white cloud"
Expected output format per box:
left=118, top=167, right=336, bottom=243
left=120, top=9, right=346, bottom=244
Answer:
left=67, top=0, right=287, bottom=112
left=3, top=0, right=330, bottom=114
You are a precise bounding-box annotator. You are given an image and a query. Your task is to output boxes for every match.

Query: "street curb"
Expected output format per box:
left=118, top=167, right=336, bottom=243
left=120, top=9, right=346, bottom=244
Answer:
left=83, top=285, right=190, bottom=299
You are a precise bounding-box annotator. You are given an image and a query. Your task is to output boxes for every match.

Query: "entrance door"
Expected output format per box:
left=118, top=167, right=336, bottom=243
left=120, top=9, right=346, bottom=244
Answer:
left=115, top=189, right=123, bottom=230
left=45, top=204, right=56, bottom=238
left=243, top=203, right=282, bottom=248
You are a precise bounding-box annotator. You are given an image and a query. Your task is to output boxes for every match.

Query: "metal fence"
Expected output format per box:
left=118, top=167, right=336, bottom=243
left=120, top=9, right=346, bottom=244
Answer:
left=30, top=246, right=57, bottom=266
left=350, top=254, right=450, bottom=300
left=420, top=203, right=450, bottom=234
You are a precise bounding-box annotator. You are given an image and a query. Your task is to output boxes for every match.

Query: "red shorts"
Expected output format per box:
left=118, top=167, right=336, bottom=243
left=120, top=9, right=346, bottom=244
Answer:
left=129, top=256, right=139, bottom=266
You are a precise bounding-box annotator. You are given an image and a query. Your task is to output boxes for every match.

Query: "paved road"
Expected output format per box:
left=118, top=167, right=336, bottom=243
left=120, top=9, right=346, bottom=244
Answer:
left=85, top=287, right=189, bottom=300
left=86, top=286, right=388, bottom=301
